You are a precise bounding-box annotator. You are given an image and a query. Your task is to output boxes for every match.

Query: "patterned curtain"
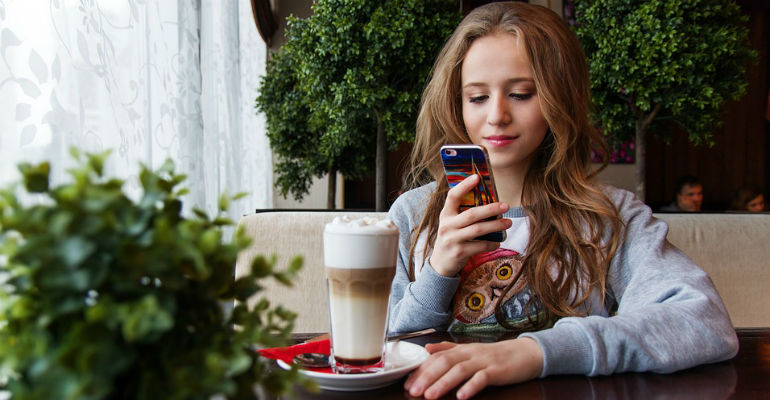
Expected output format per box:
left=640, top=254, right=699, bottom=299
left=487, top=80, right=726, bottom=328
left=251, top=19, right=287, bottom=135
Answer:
left=0, top=0, right=272, bottom=219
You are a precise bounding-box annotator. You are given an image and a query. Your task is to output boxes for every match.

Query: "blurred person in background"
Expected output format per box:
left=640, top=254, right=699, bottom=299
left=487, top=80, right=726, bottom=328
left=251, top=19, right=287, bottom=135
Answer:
left=729, top=186, right=765, bottom=212
left=660, top=175, right=703, bottom=212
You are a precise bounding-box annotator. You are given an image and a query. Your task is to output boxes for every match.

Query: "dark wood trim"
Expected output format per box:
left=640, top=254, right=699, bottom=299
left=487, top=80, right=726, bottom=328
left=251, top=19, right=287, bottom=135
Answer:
left=253, top=208, right=377, bottom=213
left=250, top=0, right=276, bottom=46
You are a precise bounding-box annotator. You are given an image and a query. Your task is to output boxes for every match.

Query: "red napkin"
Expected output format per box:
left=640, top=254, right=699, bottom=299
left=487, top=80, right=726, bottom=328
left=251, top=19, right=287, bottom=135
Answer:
left=258, top=339, right=333, bottom=373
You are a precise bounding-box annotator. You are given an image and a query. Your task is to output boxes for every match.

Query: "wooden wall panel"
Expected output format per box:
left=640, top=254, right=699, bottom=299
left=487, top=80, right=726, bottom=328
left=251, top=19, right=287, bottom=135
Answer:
left=645, top=2, right=769, bottom=211
left=344, top=0, right=769, bottom=212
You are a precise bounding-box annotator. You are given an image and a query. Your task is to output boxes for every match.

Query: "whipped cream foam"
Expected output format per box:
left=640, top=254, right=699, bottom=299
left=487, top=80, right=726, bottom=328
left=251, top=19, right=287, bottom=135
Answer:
left=324, top=216, right=398, bottom=235
left=324, top=216, right=398, bottom=270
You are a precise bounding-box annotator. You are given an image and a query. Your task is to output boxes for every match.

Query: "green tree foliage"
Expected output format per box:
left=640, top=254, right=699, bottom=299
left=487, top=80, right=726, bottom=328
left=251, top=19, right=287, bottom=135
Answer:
left=0, top=150, right=312, bottom=399
left=574, top=0, right=756, bottom=198
left=257, top=49, right=324, bottom=204
left=256, top=0, right=460, bottom=209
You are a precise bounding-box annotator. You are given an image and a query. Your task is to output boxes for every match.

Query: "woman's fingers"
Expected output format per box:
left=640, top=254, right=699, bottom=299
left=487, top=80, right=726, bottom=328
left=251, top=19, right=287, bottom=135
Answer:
left=457, top=201, right=509, bottom=226
left=431, top=174, right=511, bottom=276
left=425, top=341, right=458, bottom=354
left=423, top=360, right=483, bottom=399
left=453, top=214, right=512, bottom=243
left=443, top=174, right=509, bottom=220
left=439, top=200, right=511, bottom=243
left=404, top=342, right=456, bottom=394
left=442, top=175, right=509, bottom=234
left=404, top=349, right=458, bottom=397
left=456, top=369, right=492, bottom=400
left=404, top=339, right=544, bottom=399
left=429, top=235, right=500, bottom=276
left=406, top=345, right=482, bottom=399
left=442, top=174, right=480, bottom=223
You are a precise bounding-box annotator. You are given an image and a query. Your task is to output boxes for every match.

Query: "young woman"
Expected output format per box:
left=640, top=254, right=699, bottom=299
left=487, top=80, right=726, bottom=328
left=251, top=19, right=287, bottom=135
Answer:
left=386, top=3, right=737, bottom=399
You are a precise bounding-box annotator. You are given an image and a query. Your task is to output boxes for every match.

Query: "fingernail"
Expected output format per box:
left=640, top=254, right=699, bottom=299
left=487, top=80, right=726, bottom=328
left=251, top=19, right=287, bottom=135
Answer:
left=499, top=202, right=509, bottom=211
left=410, top=384, right=423, bottom=396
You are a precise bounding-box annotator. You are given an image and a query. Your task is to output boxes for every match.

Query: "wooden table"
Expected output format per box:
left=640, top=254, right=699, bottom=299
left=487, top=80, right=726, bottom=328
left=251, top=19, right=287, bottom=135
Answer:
left=286, top=328, right=769, bottom=399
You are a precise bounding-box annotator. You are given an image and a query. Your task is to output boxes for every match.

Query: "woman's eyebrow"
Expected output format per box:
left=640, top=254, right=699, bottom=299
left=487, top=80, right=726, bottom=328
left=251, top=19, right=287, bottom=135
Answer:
left=462, top=77, right=534, bottom=89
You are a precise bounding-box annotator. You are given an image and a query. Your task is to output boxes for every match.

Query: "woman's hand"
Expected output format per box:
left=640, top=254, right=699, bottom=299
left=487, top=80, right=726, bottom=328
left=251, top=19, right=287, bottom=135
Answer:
left=404, top=338, right=544, bottom=399
left=429, top=174, right=512, bottom=277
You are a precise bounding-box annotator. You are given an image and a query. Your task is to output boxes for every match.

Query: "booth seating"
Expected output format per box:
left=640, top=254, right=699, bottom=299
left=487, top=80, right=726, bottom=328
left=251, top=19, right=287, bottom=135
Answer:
left=235, top=211, right=770, bottom=333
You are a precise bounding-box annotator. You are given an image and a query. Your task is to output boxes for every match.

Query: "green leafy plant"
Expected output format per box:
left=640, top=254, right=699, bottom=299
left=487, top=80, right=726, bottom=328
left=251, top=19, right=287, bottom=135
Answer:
left=0, top=150, right=311, bottom=399
left=574, top=0, right=756, bottom=199
left=256, top=0, right=460, bottom=210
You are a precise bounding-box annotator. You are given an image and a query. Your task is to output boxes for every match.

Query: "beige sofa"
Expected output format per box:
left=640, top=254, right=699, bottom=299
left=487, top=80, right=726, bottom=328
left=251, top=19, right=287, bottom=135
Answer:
left=235, top=211, right=770, bottom=333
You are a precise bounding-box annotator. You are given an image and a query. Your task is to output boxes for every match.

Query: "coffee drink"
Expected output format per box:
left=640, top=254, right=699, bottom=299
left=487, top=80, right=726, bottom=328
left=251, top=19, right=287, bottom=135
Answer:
left=323, top=216, right=398, bottom=374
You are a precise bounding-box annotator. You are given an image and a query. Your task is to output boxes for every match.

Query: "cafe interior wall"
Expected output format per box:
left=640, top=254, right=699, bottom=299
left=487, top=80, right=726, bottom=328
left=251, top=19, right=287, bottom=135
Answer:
left=265, top=0, right=636, bottom=209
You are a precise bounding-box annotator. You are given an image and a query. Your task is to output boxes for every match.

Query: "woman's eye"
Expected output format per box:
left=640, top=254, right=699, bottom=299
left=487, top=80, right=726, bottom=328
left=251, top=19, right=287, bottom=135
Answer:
left=468, top=95, right=488, bottom=103
left=510, top=93, right=533, bottom=100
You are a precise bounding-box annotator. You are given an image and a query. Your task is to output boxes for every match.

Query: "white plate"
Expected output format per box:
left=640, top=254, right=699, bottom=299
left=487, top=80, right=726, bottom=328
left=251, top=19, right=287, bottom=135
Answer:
left=277, top=341, right=428, bottom=391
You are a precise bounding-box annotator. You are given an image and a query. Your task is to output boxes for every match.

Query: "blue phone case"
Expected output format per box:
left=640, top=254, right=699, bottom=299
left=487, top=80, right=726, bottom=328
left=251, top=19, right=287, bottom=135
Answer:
left=441, top=145, right=506, bottom=242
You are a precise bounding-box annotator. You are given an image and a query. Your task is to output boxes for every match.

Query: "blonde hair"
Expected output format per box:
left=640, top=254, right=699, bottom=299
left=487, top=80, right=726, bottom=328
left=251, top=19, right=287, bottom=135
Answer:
left=406, top=2, right=623, bottom=327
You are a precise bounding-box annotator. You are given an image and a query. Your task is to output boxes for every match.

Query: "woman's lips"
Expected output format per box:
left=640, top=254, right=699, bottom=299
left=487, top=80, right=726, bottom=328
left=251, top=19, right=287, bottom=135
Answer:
left=484, top=135, right=517, bottom=147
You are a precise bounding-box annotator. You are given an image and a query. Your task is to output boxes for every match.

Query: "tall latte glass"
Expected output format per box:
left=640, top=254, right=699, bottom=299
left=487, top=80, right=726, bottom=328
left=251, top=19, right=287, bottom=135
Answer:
left=323, top=216, right=398, bottom=374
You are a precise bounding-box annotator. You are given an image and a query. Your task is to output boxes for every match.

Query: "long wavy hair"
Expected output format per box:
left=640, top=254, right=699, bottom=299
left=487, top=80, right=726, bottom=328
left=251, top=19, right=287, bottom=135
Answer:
left=405, top=2, right=624, bottom=328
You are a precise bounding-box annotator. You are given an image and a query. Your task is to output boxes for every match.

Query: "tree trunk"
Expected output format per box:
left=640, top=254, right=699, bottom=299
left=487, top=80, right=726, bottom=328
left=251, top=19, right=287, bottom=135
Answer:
left=634, top=119, right=646, bottom=202
left=375, top=111, right=386, bottom=211
left=327, top=168, right=336, bottom=209
left=634, top=103, right=663, bottom=202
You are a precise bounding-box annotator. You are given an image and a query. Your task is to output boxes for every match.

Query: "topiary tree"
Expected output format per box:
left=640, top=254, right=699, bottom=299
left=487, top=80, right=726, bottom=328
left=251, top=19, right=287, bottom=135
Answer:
left=574, top=0, right=756, bottom=200
left=256, top=0, right=460, bottom=210
left=256, top=48, right=338, bottom=208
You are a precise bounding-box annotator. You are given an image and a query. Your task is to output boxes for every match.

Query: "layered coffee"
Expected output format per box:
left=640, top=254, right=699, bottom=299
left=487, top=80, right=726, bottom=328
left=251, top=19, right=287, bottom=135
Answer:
left=323, top=216, right=398, bottom=374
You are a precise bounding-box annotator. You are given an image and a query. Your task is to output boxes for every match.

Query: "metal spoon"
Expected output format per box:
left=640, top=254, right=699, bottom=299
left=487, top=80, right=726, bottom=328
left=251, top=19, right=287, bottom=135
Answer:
left=292, top=328, right=436, bottom=369
left=293, top=352, right=331, bottom=369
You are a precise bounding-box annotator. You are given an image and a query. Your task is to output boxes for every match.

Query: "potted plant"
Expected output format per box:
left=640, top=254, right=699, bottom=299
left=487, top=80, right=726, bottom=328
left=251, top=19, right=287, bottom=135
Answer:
left=573, top=0, right=756, bottom=200
left=256, top=0, right=460, bottom=210
left=0, top=150, right=311, bottom=399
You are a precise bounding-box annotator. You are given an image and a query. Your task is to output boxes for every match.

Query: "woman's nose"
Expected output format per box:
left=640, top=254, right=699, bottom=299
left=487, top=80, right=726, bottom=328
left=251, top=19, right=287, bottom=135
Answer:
left=487, top=95, right=512, bottom=126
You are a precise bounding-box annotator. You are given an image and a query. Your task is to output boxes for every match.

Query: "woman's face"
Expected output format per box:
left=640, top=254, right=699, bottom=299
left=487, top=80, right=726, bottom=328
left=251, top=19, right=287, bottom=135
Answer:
left=747, top=194, right=765, bottom=212
left=460, top=32, right=548, bottom=174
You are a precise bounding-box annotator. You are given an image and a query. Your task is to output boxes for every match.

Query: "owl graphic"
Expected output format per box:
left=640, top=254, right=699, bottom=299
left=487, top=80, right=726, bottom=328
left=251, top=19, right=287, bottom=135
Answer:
left=453, top=248, right=527, bottom=323
left=450, top=248, right=549, bottom=334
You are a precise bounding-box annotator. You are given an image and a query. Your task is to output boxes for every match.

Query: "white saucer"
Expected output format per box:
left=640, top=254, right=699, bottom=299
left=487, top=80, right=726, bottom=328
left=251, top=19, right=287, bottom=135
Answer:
left=276, top=341, right=429, bottom=391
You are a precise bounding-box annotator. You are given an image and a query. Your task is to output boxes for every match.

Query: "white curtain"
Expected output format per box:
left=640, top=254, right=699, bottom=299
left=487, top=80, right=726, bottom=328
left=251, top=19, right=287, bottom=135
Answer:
left=0, top=0, right=272, bottom=220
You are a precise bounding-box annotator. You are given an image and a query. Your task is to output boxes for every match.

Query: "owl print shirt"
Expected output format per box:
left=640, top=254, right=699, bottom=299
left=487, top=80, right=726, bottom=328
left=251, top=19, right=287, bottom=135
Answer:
left=387, top=185, right=557, bottom=336
left=445, top=210, right=555, bottom=335
left=387, top=182, right=737, bottom=378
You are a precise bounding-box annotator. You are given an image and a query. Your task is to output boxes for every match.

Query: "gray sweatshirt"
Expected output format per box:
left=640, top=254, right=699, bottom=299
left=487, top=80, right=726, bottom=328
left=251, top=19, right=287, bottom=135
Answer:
left=386, top=182, right=738, bottom=377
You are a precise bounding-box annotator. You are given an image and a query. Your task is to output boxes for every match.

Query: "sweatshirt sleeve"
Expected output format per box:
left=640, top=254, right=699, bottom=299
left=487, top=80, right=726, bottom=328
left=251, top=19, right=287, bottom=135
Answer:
left=386, top=185, right=460, bottom=334
left=520, top=188, right=738, bottom=376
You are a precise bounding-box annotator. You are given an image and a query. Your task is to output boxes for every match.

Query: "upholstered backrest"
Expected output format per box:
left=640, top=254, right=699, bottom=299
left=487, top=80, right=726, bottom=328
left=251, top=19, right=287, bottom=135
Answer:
left=655, top=213, right=769, bottom=328
left=235, top=211, right=383, bottom=333
left=235, top=211, right=770, bottom=332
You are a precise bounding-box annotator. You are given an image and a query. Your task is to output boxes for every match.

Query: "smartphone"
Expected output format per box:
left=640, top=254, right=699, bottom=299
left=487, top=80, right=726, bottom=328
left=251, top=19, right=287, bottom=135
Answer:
left=440, top=144, right=506, bottom=242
